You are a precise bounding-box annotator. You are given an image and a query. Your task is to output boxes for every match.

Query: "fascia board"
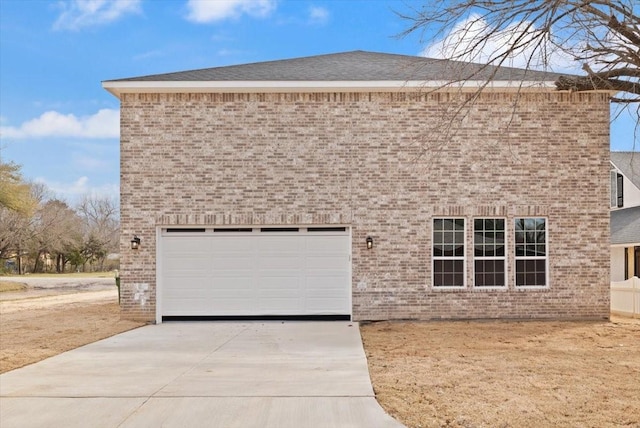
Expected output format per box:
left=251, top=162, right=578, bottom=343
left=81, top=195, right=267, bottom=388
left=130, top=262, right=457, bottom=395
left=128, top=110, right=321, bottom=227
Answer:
left=102, top=79, right=572, bottom=98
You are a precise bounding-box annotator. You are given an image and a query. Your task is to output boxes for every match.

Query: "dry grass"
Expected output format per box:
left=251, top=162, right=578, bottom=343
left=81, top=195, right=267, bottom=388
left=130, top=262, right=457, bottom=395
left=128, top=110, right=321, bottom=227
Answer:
left=0, top=281, right=28, bottom=293
left=0, top=300, right=143, bottom=374
left=1, top=272, right=116, bottom=279
left=361, top=317, right=640, bottom=428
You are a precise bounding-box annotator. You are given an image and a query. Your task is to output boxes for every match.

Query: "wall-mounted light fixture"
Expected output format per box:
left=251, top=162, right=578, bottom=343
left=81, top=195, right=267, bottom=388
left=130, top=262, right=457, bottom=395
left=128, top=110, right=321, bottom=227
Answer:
left=131, top=235, right=141, bottom=250
left=366, top=236, right=373, bottom=250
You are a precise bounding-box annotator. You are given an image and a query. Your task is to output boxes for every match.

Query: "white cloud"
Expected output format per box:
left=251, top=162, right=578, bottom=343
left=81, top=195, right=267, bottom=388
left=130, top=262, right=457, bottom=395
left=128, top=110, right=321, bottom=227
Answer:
left=73, top=154, right=111, bottom=171
left=0, top=109, right=119, bottom=140
left=54, top=0, right=142, bottom=31
left=186, top=0, right=276, bottom=23
left=36, top=176, right=119, bottom=203
left=308, top=6, right=329, bottom=25
left=421, top=14, right=578, bottom=73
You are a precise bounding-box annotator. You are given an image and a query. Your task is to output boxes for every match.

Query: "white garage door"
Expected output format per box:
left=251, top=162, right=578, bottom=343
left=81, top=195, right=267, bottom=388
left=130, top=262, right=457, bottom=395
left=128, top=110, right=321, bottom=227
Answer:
left=159, top=227, right=351, bottom=317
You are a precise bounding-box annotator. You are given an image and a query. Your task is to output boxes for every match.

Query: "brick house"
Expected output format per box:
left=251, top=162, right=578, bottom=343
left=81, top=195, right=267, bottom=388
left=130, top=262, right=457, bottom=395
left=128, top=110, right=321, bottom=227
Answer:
left=103, top=51, right=611, bottom=323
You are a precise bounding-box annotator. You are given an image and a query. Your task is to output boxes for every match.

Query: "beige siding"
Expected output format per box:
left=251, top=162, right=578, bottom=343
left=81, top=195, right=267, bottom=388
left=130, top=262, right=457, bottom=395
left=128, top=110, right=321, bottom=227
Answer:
left=118, top=91, right=611, bottom=322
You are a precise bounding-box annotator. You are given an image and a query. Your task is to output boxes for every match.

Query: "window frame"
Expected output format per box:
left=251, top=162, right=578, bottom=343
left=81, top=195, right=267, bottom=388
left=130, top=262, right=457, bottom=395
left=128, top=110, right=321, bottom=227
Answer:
left=432, top=217, right=466, bottom=289
left=514, top=217, right=549, bottom=288
left=473, top=217, right=507, bottom=289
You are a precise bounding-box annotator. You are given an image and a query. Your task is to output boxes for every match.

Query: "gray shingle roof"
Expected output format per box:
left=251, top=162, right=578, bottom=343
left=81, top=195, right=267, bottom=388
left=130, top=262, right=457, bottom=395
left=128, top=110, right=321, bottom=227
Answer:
left=611, top=152, right=640, bottom=191
left=105, top=51, right=569, bottom=83
left=611, top=205, right=640, bottom=245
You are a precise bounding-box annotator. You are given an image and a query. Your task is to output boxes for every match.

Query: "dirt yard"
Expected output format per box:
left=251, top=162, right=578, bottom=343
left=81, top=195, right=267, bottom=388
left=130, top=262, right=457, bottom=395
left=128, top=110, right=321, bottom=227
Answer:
left=361, top=318, right=640, bottom=428
left=2, top=281, right=639, bottom=428
left=0, top=279, right=143, bottom=374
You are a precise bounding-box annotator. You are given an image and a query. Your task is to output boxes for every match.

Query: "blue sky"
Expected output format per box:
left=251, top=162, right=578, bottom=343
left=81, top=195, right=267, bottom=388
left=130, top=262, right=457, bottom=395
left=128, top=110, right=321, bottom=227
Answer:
left=0, top=0, right=636, bottom=204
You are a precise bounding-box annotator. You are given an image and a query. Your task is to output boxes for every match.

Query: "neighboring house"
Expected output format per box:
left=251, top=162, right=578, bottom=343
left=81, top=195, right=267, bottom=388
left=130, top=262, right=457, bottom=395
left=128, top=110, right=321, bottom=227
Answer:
left=610, top=152, right=640, bottom=281
left=103, top=51, right=612, bottom=323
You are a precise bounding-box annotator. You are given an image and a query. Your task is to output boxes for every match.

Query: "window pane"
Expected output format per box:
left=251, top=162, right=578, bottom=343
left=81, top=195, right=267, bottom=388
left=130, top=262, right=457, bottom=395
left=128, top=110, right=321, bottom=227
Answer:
left=474, top=219, right=483, bottom=230
left=434, top=219, right=444, bottom=231
left=475, top=259, right=505, bottom=287
left=434, top=258, right=464, bottom=287
left=494, top=260, right=505, bottom=286
left=523, top=218, right=535, bottom=231
left=515, top=259, right=546, bottom=286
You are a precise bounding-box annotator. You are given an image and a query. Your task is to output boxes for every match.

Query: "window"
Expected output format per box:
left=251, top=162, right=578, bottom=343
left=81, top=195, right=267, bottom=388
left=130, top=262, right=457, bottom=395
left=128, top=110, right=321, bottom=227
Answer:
left=474, top=218, right=506, bottom=287
left=617, top=173, right=624, bottom=208
left=515, top=218, right=547, bottom=287
left=433, top=218, right=465, bottom=287
left=611, top=171, right=624, bottom=208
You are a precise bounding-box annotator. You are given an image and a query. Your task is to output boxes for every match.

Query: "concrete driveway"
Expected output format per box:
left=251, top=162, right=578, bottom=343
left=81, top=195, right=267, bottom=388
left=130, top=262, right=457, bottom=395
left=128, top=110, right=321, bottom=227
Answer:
left=0, top=321, right=404, bottom=428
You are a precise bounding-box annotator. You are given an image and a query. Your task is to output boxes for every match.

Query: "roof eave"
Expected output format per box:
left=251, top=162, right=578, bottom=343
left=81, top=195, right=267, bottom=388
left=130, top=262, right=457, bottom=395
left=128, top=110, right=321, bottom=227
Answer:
left=102, top=80, right=579, bottom=99
left=611, top=242, right=640, bottom=247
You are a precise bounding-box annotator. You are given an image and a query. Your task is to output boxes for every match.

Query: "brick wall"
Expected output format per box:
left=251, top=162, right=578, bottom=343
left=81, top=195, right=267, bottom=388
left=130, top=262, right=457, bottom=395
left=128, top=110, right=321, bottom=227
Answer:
left=119, top=91, right=611, bottom=322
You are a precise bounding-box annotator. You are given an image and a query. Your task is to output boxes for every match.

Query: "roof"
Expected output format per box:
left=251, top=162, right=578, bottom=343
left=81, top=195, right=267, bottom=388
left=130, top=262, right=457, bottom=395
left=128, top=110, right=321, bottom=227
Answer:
left=107, top=51, right=567, bottom=82
left=611, top=152, right=640, bottom=191
left=611, top=205, right=640, bottom=245
left=103, top=50, right=573, bottom=98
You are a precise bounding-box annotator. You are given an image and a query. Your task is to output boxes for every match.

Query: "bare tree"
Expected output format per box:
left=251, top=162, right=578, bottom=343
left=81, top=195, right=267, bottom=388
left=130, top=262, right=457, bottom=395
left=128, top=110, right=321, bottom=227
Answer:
left=399, top=1, right=639, bottom=121
left=29, top=199, right=83, bottom=273
left=76, top=194, right=120, bottom=271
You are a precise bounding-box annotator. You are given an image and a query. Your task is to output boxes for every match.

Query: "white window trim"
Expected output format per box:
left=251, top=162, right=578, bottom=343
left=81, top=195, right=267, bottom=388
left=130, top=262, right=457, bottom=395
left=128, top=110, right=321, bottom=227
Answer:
left=514, top=217, right=550, bottom=289
left=431, top=217, right=467, bottom=289
left=473, top=217, right=507, bottom=289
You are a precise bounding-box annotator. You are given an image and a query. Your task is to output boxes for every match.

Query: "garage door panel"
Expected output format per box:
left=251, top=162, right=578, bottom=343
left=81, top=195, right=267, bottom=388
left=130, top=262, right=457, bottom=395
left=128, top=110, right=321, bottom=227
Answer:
left=258, top=298, right=303, bottom=312
left=163, top=237, right=210, bottom=253
left=211, top=256, right=254, bottom=270
left=164, top=256, right=211, bottom=273
left=164, top=277, right=210, bottom=290
left=305, top=255, right=347, bottom=269
left=305, top=276, right=349, bottom=289
left=259, top=276, right=300, bottom=289
left=164, top=298, right=210, bottom=314
left=306, top=298, right=350, bottom=312
left=211, top=237, right=254, bottom=252
left=211, top=277, right=254, bottom=292
left=302, top=236, right=348, bottom=253
left=257, top=236, right=304, bottom=252
left=257, top=256, right=302, bottom=270
left=161, top=229, right=350, bottom=316
left=209, top=299, right=256, bottom=312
